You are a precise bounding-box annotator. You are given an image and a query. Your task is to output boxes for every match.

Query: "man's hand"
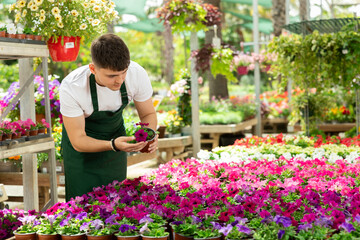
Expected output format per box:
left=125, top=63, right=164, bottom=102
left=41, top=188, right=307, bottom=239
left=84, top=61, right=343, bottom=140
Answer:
left=114, top=136, right=148, bottom=152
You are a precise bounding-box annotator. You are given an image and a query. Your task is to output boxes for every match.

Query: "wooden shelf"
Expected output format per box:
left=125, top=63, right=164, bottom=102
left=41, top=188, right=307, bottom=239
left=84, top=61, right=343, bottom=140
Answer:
left=0, top=40, right=48, bottom=59
left=0, top=137, right=55, bottom=159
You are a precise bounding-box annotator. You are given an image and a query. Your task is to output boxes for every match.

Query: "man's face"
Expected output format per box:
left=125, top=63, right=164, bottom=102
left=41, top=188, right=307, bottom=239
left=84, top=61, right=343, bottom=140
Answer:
left=89, top=63, right=128, bottom=91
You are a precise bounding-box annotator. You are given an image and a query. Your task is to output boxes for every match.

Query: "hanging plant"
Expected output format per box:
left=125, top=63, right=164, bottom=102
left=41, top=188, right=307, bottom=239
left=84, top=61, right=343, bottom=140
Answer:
left=192, top=43, right=238, bottom=83
left=268, top=29, right=360, bottom=91
left=156, top=0, right=221, bottom=34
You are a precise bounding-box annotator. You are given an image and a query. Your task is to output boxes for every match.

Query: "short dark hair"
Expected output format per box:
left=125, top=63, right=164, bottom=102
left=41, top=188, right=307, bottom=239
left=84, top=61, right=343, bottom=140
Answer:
left=91, top=33, right=130, bottom=71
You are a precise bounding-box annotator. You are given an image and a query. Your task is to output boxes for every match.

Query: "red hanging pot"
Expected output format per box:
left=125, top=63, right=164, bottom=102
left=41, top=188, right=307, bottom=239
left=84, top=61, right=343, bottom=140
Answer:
left=237, top=66, right=249, bottom=75
left=47, top=36, right=81, bottom=62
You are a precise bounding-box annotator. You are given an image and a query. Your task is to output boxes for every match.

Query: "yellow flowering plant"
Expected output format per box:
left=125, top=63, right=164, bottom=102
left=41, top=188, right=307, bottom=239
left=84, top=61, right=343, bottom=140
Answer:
left=164, top=110, right=185, bottom=134
left=9, top=0, right=119, bottom=43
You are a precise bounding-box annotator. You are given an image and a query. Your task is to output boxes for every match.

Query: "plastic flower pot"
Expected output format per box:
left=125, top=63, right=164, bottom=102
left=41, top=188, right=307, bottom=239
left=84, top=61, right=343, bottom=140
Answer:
left=174, top=232, right=194, bottom=240
left=116, top=235, right=141, bottom=240
left=29, top=129, right=38, bottom=136
left=16, top=34, right=26, bottom=39
left=60, top=233, right=86, bottom=240
left=47, top=36, right=81, bottom=62
left=141, top=235, right=169, bottom=240
left=14, top=232, right=37, bottom=240
left=0, top=31, right=5, bottom=37
left=25, top=34, right=35, bottom=40
left=139, top=127, right=156, bottom=153
left=37, top=233, right=61, bottom=240
left=38, top=128, right=46, bottom=134
left=237, top=66, right=248, bottom=75
left=86, top=235, right=113, bottom=240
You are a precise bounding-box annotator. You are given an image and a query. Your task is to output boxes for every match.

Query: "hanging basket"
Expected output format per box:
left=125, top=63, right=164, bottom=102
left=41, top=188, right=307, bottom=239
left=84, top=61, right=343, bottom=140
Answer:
left=47, top=36, right=81, bottom=62
left=237, top=66, right=249, bottom=75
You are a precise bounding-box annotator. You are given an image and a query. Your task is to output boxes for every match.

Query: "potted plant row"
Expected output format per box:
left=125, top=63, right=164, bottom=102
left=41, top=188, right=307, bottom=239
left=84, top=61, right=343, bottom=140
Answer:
left=0, top=23, right=42, bottom=41
left=0, top=118, right=50, bottom=142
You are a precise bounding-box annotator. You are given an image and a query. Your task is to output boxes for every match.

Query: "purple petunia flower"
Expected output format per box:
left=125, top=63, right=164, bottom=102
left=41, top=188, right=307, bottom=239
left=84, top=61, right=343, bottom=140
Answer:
left=298, top=223, right=313, bottom=231
left=340, top=222, right=355, bottom=233
left=80, top=222, right=90, bottom=232
left=139, top=215, right=153, bottom=224
left=191, top=215, right=202, bottom=224
left=261, top=215, right=274, bottom=224
left=219, top=224, right=233, bottom=236
left=139, top=222, right=149, bottom=234
left=90, top=219, right=104, bottom=230
left=105, top=213, right=119, bottom=225
left=75, top=212, right=88, bottom=221
left=211, top=221, right=222, bottom=230
left=274, top=215, right=292, bottom=228
left=237, top=225, right=251, bottom=235
left=314, top=216, right=332, bottom=228
left=355, top=215, right=360, bottom=223
left=119, top=224, right=136, bottom=233
left=59, top=218, right=69, bottom=227
left=278, top=229, right=285, bottom=239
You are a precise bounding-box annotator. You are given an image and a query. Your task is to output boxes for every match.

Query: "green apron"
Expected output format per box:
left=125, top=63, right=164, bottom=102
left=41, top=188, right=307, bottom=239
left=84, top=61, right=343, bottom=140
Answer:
left=62, top=74, right=128, bottom=201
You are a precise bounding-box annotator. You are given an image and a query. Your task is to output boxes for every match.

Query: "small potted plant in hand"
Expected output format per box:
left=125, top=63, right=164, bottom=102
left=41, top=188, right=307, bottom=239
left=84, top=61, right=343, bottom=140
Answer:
left=128, top=122, right=156, bottom=153
left=115, top=223, right=140, bottom=240
left=14, top=215, right=40, bottom=240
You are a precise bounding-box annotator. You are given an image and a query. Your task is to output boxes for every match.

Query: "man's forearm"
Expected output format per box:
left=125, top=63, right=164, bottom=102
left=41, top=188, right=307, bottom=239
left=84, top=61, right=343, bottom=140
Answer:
left=140, top=112, right=157, bottom=131
left=71, top=135, right=113, bottom=153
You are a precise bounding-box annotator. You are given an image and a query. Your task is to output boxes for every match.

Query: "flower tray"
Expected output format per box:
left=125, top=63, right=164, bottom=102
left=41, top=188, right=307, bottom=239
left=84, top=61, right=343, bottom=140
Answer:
left=0, top=37, right=45, bottom=45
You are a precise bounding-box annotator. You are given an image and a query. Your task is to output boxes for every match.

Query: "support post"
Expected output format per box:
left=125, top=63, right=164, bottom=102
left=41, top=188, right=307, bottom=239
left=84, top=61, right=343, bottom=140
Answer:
left=19, top=58, right=38, bottom=211
left=190, top=31, right=200, bottom=155
left=253, top=0, right=262, bottom=136
left=42, top=58, right=58, bottom=208
left=357, top=89, right=360, bottom=136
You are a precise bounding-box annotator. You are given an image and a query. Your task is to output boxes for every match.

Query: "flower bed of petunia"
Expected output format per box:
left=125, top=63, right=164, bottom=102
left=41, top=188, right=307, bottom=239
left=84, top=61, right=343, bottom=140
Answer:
left=197, top=134, right=360, bottom=163
left=5, top=135, right=360, bottom=239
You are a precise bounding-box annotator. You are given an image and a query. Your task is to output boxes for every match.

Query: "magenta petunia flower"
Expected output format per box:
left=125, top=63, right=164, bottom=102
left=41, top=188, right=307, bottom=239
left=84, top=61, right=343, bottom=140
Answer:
left=135, top=129, right=148, bottom=142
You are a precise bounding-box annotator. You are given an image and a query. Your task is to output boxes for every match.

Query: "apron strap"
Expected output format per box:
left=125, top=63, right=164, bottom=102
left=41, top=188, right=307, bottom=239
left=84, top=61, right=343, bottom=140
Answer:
left=120, top=82, right=128, bottom=106
left=90, top=73, right=129, bottom=112
left=89, top=74, right=99, bottom=112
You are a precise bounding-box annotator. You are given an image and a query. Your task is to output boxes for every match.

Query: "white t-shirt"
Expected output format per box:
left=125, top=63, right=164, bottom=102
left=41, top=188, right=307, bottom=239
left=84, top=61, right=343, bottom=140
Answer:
left=59, top=61, right=153, bottom=118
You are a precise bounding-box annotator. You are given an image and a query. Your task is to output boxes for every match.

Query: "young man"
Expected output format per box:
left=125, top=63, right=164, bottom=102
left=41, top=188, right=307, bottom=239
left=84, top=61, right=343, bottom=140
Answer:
left=59, top=33, right=157, bottom=201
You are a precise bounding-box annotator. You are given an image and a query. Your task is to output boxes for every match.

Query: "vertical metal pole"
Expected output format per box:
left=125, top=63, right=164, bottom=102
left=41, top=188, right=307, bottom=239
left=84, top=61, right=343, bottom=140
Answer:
left=253, top=0, right=261, bottom=136
left=190, top=31, right=200, bottom=155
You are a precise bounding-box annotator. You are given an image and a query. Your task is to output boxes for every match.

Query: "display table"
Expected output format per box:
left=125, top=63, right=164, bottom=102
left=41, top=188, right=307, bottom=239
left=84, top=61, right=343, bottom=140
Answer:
left=158, top=136, right=193, bottom=163
left=200, top=118, right=257, bottom=149
left=294, top=123, right=356, bottom=135
left=262, top=118, right=289, bottom=133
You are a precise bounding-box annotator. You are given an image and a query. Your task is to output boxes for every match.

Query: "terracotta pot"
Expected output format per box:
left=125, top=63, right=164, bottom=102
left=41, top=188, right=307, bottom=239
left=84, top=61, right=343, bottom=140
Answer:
left=26, top=34, right=35, bottom=40
left=157, top=126, right=166, bottom=138
left=139, top=127, right=156, bottom=153
left=14, top=232, right=37, bottom=240
left=6, top=33, right=16, bottom=38
left=116, top=235, right=141, bottom=240
left=21, top=130, right=30, bottom=137
left=38, top=234, right=61, bottom=240
left=29, top=129, right=38, bottom=136
left=174, top=233, right=193, bottom=240
left=0, top=134, right=3, bottom=141
left=12, top=132, right=21, bottom=139
left=38, top=128, right=46, bottom=134
left=2, top=133, right=12, bottom=140
left=34, top=35, right=43, bottom=41
left=0, top=31, right=5, bottom=37
left=61, top=234, right=86, bottom=240
left=141, top=235, right=169, bottom=240
left=87, top=235, right=113, bottom=240
left=47, top=36, right=81, bottom=62
left=16, top=34, right=26, bottom=39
